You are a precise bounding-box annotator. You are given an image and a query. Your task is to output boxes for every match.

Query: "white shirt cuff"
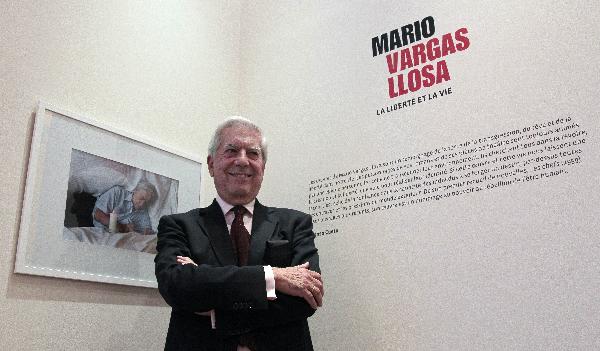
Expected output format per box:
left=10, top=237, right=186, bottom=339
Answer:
left=195, top=310, right=216, bottom=329
left=264, top=265, right=277, bottom=300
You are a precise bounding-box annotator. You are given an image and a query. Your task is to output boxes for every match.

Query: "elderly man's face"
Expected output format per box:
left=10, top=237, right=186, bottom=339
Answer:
left=207, top=126, right=266, bottom=205
left=132, top=189, right=153, bottom=210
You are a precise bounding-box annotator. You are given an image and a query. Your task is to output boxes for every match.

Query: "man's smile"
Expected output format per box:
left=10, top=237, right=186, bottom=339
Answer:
left=227, top=171, right=253, bottom=177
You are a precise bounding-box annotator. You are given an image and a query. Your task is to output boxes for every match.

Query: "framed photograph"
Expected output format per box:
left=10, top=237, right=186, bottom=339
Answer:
left=15, top=102, right=202, bottom=288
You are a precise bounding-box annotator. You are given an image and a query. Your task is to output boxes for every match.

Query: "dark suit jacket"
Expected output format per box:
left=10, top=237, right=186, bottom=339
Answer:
left=155, top=199, right=320, bottom=351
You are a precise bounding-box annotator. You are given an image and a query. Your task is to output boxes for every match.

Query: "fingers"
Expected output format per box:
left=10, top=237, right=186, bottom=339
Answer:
left=297, top=262, right=324, bottom=291
left=302, top=266, right=324, bottom=297
left=307, top=276, right=324, bottom=308
left=176, top=256, right=198, bottom=266
left=311, top=284, right=323, bottom=307
left=302, top=278, right=323, bottom=309
left=311, top=277, right=324, bottom=298
left=273, top=265, right=324, bottom=309
left=304, top=282, right=322, bottom=309
left=304, top=268, right=324, bottom=307
left=303, top=286, right=319, bottom=309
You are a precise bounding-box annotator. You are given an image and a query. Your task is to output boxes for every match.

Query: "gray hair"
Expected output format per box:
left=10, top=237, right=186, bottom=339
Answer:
left=134, top=181, right=158, bottom=206
left=207, top=116, right=268, bottom=162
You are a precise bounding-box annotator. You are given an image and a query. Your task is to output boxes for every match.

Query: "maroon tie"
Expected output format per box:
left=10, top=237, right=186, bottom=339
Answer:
left=231, top=206, right=250, bottom=266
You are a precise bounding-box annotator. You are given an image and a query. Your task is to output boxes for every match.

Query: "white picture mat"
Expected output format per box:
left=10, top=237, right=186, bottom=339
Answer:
left=15, top=102, right=202, bottom=288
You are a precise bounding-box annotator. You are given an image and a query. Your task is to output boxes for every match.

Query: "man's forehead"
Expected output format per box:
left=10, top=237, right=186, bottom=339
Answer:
left=136, top=189, right=151, bottom=197
left=220, top=127, right=262, bottom=147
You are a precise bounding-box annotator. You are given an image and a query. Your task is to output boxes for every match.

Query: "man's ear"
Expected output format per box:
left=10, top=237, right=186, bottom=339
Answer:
left=207, top=155, right=214, bottom=177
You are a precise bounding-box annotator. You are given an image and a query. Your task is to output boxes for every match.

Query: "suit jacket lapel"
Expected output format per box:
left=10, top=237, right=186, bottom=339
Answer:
left=248, top=199, right=277, bottom=265
left=197, top=200, right=237, bottom=266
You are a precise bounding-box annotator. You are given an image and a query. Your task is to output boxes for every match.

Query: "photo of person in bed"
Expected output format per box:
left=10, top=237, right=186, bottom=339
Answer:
left=92, top=181, right=157, bottom=235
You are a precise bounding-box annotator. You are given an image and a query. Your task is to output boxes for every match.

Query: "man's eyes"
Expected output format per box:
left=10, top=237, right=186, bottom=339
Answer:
left=223, top=147, right=262, bottom=159
left=247, top=150, right=261, bottom=158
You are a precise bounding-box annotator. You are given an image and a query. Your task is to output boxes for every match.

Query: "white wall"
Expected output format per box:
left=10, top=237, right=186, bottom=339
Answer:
left=0, top=1, right=241, bottom=349
left=3, top=1, right=600, bottom=350
left=239, top=1, right=600, bottom=350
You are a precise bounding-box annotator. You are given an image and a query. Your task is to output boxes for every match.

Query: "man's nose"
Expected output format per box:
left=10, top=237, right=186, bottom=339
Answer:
left=234, top=150, right=250, bottom=166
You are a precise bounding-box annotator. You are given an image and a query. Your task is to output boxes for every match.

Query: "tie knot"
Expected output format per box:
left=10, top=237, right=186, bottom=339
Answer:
left=233, top=205, right=246, bottom=218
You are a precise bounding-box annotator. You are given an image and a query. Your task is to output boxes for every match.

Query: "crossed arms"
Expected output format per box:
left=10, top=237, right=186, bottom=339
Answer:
left=154, top=210, right=324, bottom=333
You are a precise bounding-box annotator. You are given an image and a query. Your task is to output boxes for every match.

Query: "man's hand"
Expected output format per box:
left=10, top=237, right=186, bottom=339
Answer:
left=117, top=223, right=135, bottom=233
left=272, top=262, right=324, bottom=309
left=177, top=256, right=198, bottom=266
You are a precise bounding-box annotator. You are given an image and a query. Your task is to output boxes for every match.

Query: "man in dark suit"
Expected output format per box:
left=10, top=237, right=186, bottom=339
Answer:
left=155, top=117, right=324, bottom=351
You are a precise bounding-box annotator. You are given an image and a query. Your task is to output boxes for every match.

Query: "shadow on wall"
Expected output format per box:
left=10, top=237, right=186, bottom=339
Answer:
left=6, top=272, right=166, bottom=307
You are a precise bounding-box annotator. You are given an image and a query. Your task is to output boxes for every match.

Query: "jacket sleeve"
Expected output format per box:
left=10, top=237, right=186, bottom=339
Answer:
left=154, top=213, right=268, bottom=313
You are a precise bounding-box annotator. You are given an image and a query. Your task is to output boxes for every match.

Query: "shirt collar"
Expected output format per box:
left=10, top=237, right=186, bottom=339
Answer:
left=215, top=194, right=255, bottom=216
